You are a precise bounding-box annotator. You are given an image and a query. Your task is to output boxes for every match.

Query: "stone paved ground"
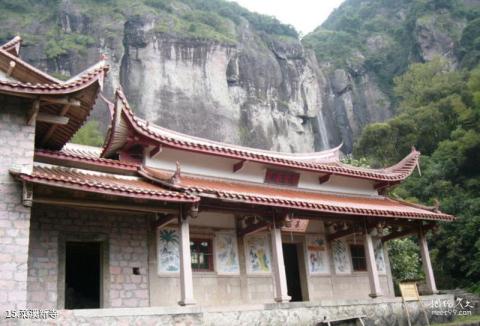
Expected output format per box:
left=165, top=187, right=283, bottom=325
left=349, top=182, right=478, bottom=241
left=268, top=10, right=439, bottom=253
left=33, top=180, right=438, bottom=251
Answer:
left=2, top=295, right=455, bottom=326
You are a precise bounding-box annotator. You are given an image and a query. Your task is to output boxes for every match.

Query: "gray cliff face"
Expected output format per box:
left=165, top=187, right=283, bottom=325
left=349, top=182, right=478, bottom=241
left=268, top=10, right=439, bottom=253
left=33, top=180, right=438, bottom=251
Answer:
left=119, top=16, right=334, bottom=152
left=322, top=66, right=393, bottom=153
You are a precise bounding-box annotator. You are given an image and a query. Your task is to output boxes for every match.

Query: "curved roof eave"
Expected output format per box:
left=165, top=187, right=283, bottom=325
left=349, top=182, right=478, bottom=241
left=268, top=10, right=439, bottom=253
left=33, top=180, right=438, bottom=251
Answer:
left=102, top=88, right=421, bottom=183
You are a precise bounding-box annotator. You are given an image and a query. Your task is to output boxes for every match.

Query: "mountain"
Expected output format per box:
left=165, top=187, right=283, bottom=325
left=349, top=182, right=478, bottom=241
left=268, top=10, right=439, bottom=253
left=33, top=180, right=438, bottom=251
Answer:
left=1, top=0, right=332, bottom=152
left=2, top=0, right=480, bottom=153
left=303, top=0, right=480, bottom=151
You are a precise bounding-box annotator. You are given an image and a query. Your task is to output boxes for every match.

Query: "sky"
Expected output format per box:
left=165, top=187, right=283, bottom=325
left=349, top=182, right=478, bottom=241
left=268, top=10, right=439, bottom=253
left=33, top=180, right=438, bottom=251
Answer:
left=229, top=0, right=345, bottom=35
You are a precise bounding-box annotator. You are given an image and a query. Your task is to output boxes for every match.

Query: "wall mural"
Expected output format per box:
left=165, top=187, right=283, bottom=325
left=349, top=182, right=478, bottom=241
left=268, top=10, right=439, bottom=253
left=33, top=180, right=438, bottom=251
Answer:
left=374, top=238, right=386, bottom=274
left=332, top=239, right=351, bottom=274
left=245, top=235, right=271, bottom=274
left=157, top=228, right=180, bottom=273
left=215, top=232, right=240, bottom=274
left=306, top=235, right=330, bottom=274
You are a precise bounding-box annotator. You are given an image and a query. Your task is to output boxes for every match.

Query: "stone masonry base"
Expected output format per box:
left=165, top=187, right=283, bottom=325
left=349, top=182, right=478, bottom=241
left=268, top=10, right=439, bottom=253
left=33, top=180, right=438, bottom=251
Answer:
left=6, top=295, right=455, bottom=325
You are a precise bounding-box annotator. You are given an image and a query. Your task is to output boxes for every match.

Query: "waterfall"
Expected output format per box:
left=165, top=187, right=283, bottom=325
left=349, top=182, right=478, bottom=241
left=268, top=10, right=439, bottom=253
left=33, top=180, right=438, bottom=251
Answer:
left=316, top=109, right=329, bottom=150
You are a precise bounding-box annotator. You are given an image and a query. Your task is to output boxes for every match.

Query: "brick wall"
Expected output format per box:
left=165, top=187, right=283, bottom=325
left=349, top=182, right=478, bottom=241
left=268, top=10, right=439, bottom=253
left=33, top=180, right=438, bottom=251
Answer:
left=28, top=205, right=151, bottom=309
left=0, top=103, right=35, bottom=311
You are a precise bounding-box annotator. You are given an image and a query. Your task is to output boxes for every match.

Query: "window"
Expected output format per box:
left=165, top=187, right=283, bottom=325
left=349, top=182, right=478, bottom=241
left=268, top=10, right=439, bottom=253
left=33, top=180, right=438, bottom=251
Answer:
left=264, top=169, right=300, bottom=186
left=350, top=244, right=367, bottom=272
left=190, top=238, right=214, bottom=272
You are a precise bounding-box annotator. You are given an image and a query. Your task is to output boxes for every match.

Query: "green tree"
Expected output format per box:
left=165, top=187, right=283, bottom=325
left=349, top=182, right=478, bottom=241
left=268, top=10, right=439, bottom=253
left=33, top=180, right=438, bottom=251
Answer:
left=355, top=62, right=480, bottom=293
left=388, top=238, right=423, bottom=284
left=70, top=120, right=104, bottom=147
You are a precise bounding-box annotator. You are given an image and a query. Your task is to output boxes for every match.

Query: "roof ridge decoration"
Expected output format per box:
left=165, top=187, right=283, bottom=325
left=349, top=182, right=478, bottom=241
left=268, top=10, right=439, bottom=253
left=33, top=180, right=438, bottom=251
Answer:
left=1, top=36, right=22, bottom=56
left=102, top=88, right=421, bottom=182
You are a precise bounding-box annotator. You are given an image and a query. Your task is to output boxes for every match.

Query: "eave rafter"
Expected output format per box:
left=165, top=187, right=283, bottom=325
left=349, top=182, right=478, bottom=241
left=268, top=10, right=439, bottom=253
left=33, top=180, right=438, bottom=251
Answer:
left=154, top=213, right=177, bottom=229
left=238, top=220, right=269, bottom=237
left=26, top=97, right=79, bottom=131
left=327, top=226, right=359, bottom=242
left=381, top=222, right=437, bottom=242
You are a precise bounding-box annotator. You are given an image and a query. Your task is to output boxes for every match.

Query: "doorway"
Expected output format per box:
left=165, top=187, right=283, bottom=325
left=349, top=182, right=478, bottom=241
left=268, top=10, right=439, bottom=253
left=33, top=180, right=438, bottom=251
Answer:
left=282, top=243, right=304, bottom=301
left=65, top=242, right=101, bottom=309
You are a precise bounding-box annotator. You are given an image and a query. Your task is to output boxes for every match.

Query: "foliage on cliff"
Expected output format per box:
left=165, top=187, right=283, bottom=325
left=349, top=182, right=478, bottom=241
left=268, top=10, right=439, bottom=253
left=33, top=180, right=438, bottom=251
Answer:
left=70, top=121, right=105, bottom=147
left=355, top=57, right=480, bottom=292
left=0, top=0, right=297, bottom=55
left=303, top=0, right=479, bottom=99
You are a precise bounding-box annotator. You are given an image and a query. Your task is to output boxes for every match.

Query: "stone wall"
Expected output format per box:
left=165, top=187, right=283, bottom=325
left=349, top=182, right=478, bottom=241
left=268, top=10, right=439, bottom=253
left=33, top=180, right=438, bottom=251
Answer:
left=0, top=99, right=35, bottom=311
left=27, top=204, right=152, bottom=309
left=10, top=295, right=454, bottom=326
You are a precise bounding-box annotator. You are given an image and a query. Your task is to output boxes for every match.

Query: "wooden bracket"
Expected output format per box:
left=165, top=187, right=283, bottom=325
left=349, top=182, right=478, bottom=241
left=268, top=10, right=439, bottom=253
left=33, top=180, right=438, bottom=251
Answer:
left=7, top=61, right=16, bottom=76
left=238, top=220, right=269, bottom=237
left=327, top=227, right=358, bottom=242
left=41, top=103, right=72, bottom=145
left=39, top=96, right=81, bottom=107
left=22, top=181, right=33, bottom=207
left=36, top=112, right=69, bottom=125
left=382, top=227, right=418, bottom=242
left=374, top=181, right=390, bottom=190
left=155, top=214, right=177, bottom=229
left=149, top=145, right=162, bottom=158
left=233, top=160, right=246, bottom=173
left=188, top=202, right=199, bottom=219
left=318, top=174, right=331, bottom=184
left=26, top=100, right=39, bottom=126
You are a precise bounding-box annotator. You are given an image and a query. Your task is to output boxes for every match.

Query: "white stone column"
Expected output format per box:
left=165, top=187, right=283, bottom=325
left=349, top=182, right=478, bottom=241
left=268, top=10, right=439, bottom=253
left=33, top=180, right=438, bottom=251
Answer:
left=270, top=227, right=291, bottom=303
left=364, top=232, right=383, bottom=298
left=178, top=214, right=196, bottom=306
left=419, top=228, right=438, bottom=294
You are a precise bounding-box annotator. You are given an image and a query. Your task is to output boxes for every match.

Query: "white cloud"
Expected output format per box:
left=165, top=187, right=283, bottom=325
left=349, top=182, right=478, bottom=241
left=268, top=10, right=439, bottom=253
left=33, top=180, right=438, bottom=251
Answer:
left=228, top=0, right=345, bottom=35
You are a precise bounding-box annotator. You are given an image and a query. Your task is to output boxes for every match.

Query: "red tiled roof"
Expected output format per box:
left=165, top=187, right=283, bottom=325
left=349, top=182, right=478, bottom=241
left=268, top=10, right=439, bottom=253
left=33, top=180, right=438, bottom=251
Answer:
left=140, top=166, right=454, bottom=221
left=0, top=37, right=110, bottom=150
left=102, top=89, right=421, bottom=183
left=35, top=144, right=138, bottom=174
left=0, top=63, right=108, bottom=95
left=13, top=165, right=198, bottom=203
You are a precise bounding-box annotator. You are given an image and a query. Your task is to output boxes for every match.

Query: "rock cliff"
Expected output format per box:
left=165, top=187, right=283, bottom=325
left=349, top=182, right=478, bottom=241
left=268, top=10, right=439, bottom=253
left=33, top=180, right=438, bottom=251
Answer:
left=2, top=0, right=478, bottom=152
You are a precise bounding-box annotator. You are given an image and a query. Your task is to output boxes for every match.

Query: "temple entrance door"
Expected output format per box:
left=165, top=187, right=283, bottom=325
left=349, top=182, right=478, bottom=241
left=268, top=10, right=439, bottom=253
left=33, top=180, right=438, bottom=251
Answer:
left=65, top=242, right=101, bottom=309
left=282, top=243, right=304, bottom=301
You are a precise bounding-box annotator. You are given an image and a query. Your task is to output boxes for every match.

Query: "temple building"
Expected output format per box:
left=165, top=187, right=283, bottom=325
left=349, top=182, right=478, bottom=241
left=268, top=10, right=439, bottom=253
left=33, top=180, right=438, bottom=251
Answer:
left=0, top=37, right=454, bottom=313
